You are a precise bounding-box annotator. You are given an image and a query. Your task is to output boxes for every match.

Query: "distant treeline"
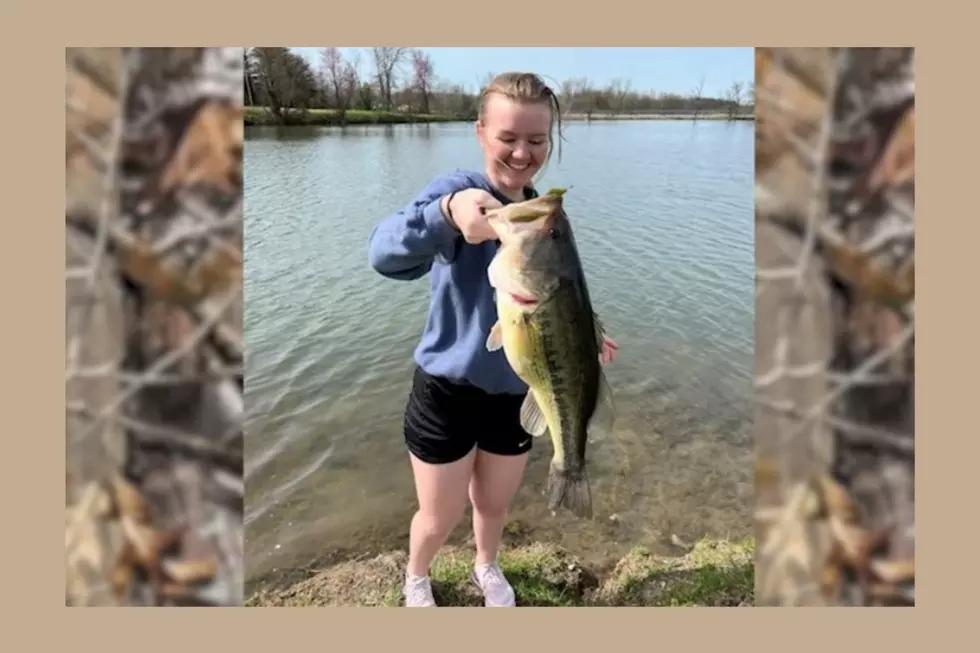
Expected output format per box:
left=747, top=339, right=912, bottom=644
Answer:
left=244, top=47, right=755, bottom=124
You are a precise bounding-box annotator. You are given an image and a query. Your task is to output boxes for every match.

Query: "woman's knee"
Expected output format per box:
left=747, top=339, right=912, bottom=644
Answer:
left=469, top=480, right=511, bottom=520
left=415, top=502, right=466, bottom=539
left=470, top=451, right=528, bottom=519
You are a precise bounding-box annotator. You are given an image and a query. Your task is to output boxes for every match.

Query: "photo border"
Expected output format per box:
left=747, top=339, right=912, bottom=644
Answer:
left=37, top=0, right=947, bottom=642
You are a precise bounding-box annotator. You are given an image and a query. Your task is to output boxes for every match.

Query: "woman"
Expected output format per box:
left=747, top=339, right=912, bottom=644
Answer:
left=367, top=72, right=619, bottom=607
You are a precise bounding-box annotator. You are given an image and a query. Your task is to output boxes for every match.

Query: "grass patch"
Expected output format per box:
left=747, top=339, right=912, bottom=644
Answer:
left=430, top=543, right=597, bottom=607
left=245, top=551, right=409, bottom=607
left=594, top=537, right=754, bottom=606
left=246, top=534, right=754, bottom=607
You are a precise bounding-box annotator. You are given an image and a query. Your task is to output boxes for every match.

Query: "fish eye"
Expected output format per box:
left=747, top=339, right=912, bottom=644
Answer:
left=548, top=227, right=560, bottom=239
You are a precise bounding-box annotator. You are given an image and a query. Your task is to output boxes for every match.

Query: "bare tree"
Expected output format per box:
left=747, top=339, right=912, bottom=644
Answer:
left=411, top=49, right=435, bottom=114
left=320, top=47, right=357, bottom=115
left=371, top=47, right=408, bottom=110
left=726, top=80, right=744, bottom=120
left=341, top=63, right=359, bottom=109
left=611, top=77, right=632, bottom=114
left=347, top=49, right=362, bottom=93
left=559, top=77, right=581, bottom=116
left=244, top=48, right=258, bottom=106
left=560, top=77, right=598, bottom=120
left=348, top=49, right=362, bottom=77
left=579, top=77, right=597, bottom=120
left=692, top=75, right=706, bottom=120
left=345, top=49, right=372, bottom=111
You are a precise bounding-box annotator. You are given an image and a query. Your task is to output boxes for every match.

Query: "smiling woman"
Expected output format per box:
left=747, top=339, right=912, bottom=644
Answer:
left=367, top=72, right=618, bottom=608
left=476, top=73, right=561, bottom=198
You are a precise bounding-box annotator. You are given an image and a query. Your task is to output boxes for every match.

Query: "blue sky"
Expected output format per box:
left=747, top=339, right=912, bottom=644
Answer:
left=290, top=47, right=753, bottom=99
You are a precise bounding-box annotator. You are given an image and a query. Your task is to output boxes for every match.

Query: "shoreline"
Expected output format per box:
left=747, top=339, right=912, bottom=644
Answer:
left=245, top=535, right=754, bottom=607
left=244, top=106, right=754, bottom=127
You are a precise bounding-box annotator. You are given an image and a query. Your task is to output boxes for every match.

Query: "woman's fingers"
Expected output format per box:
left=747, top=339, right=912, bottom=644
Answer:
left=599, top=336, right=618, bottom=365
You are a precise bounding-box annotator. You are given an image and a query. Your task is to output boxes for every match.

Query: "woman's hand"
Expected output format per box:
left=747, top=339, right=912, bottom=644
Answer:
left=441, top=189, right=502, bottom=244
left=599, top=335, right=619, bottom=365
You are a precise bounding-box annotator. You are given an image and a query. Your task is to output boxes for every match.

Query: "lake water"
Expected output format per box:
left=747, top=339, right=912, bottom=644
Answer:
left=243, top=119, right=755, bottom=587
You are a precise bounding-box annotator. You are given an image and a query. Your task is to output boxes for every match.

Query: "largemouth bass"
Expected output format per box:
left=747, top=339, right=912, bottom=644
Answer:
left=484, top=188, right=615, bottom=520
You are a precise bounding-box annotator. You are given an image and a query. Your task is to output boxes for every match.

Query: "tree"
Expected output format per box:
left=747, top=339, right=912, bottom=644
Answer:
left=691, top=75, right=706, bottom=120
left=251, top=47, right=317, bottom=122
left=611, top=77, right=632, bottom=114
left=371, top=47, right=408, bottom=110
left=239, top=48, right=750, bottom=123
left=244, top=48, right=258, bottom=106
left=320, top=47, right=358, bottom=115
left=576, top=77, right=597, bottom=120
left=726, top=80, right=744, bottom=120
left=411, top=49, right=435, bottom=114
left=559, top=77, right=583, bottom=115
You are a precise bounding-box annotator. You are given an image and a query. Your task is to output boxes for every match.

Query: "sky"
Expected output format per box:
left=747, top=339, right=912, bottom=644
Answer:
left=290, top=47, right=753, bottom=99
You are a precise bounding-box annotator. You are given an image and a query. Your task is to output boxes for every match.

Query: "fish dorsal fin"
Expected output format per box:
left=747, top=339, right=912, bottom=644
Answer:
left=520, top=391, right=549, bottom=437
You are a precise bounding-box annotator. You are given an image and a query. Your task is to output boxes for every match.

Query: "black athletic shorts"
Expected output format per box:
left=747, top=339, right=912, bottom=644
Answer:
left=403, top=365, right=534, bottom=465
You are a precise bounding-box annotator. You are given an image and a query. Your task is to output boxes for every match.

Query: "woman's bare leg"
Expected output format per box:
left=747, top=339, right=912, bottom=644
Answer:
left=407, top=448, right=476, bottom=577
left=469, top=449, right=530, bottom=565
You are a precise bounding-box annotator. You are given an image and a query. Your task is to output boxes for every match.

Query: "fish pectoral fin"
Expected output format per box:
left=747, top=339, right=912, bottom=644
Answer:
left=593, top=313, right=607, bottom=347
left=485, top=321, right=503, bottom=352
left=520, top=392, right=549, bottom=438
left=587, top=371, right=617, bottom=440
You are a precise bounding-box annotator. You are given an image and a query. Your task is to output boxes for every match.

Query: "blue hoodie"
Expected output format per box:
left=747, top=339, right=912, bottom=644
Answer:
left=367, top=169, right=539, bottom=396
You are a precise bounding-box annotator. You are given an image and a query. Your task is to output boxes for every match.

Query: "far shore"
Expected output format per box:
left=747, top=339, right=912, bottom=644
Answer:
left=244, top=106, right=754, bottom=127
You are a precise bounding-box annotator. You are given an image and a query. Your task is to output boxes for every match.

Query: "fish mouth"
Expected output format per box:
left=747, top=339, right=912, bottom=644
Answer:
left=507, top=291, right=539, bottom=306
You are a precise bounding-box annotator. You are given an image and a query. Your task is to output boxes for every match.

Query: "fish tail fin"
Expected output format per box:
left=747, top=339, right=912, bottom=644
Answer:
left=547, top=463, right=593, bottom=520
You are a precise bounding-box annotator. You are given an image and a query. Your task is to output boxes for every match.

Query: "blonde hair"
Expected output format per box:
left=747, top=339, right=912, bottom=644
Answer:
left=478, top=72, right=564, bottom=169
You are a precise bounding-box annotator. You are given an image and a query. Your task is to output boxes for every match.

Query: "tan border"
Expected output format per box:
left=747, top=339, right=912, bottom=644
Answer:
left=36, top=0, right=949, bottom=639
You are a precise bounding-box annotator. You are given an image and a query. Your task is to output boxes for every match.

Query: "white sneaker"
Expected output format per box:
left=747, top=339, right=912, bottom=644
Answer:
left=471, top=562, right=516, bottom=607
left=404, top=573, right=437, bottom=607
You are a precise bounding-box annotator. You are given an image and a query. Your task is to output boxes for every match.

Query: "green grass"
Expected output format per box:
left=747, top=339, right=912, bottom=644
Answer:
left=429, top=543, right=593, bottom=607
left=595, top=537, right=755, bottom=607
left=246, top=534, right=755, bottom=607
left=243, top=106, right=462, bottom=126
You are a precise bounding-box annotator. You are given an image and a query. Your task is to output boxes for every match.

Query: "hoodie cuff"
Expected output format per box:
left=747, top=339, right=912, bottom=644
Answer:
left=422, top=196, right=460, bottom=248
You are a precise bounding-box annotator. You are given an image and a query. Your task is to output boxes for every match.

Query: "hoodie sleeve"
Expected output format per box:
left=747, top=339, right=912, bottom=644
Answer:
left=367, top=172, right=471, bottom=280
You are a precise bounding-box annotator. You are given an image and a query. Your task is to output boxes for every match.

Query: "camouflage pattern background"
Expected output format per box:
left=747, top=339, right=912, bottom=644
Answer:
left=65, top=47, right=244, bottom=606
left=754, top=48, right=914, bottom=606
